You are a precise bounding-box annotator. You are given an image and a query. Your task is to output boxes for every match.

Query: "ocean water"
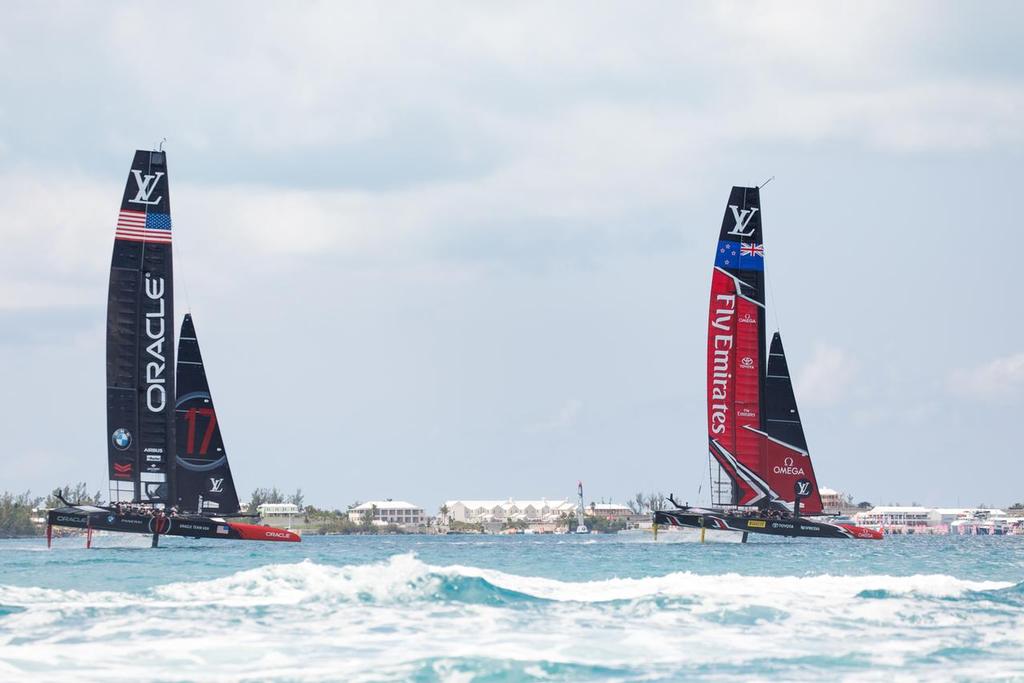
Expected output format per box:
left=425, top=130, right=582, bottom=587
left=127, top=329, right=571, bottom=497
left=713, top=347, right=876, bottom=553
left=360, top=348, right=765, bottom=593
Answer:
left=1, top=534, right=1022, bottom=682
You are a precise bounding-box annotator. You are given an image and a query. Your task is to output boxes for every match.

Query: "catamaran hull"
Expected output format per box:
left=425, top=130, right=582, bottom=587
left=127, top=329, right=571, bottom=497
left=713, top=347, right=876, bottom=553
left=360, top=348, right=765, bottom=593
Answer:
left=47, top=507, right=301, bottom=542
left=654, top=509, right=882, bottom=540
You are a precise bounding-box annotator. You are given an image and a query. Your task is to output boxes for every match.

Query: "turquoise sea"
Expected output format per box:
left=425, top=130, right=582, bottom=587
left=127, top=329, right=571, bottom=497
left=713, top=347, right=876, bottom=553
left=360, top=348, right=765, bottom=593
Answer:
left=1, top=533, right=1023, bottom=682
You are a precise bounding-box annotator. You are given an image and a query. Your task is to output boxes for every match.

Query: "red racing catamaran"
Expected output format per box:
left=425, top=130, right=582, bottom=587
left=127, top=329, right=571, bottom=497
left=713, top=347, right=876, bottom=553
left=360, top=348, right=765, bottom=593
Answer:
left=654, top=186, right=881, bottom=540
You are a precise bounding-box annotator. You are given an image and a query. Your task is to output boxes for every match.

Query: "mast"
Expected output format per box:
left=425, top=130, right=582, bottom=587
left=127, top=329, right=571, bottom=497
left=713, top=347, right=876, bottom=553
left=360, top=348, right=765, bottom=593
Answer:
left=105, top=150, right=176, bottom=505
left=174, top=314, right=241, bottom=514
left=575, top=481, right=588, bottom=533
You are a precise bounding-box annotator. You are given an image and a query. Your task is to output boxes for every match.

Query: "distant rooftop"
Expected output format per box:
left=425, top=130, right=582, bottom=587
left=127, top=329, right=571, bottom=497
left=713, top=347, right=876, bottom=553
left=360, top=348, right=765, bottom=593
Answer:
left=350, top=500, right=422, bottom=511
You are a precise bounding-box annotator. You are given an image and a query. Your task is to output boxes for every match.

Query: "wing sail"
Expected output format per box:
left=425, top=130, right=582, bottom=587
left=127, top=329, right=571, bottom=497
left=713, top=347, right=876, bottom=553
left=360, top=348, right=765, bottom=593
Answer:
left=105, top=150, right=176, bottom=504
left=174, top=314, right=241, bottom=514
left=706, top=186, right=767, bottom=505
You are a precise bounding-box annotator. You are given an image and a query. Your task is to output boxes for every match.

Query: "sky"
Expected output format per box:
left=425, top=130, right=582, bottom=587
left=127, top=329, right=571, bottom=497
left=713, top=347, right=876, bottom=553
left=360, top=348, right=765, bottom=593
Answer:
left=1, top=2, right=1023, bottom=511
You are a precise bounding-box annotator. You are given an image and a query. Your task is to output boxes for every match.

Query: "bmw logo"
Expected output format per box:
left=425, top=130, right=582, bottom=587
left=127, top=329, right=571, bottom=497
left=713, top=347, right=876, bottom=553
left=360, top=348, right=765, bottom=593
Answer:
left=112, top=428, right=132, bottom=450
left=107, top=514, right=115, bottom=524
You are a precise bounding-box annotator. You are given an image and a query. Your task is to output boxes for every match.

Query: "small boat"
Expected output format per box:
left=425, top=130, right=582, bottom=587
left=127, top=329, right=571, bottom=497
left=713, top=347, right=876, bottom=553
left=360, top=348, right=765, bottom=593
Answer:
left=47, top=149, right=299, bottom=546
left=654, top=186, right=881, bottom=541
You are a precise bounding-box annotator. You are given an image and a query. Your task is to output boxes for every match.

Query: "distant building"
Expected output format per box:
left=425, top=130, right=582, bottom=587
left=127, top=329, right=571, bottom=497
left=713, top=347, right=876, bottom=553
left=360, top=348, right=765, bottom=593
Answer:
left=588, top=503, right=632, bottom=521
left=852, top=506, right=1012, bottom=533
left=348, top=500, right=425, bottom=527
left=258, top=503, right=300, bottom=518
left=854, top=506, right=939, bottom=529
left=818, top=487, right=843, bottom=514
left=444, top=499, right=576, bottom=524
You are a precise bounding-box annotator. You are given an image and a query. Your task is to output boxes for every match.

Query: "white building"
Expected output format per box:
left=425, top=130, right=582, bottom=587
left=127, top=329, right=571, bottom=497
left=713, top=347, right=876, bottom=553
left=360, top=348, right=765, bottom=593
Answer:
left=443, top=499, right=576, bottom=524
left=588, top=503, right=633, bottom=520
left=854, top=506, right=1011, bottom=531
left=348, top=500, right=425, bottom=527
left=258, top=503, right=300, bottom=518
left=854, top=506, right=940, bottom=529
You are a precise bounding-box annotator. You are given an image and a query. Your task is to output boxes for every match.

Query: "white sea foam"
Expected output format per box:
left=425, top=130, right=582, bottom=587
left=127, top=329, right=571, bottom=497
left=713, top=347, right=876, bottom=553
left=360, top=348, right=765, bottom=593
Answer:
left=0, top=554, right=1021, bottom=682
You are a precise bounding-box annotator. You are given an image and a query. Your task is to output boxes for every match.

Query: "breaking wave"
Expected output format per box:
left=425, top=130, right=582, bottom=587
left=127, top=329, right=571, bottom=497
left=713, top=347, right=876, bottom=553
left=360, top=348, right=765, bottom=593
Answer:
left=1, top=554, right=1022, bottom=681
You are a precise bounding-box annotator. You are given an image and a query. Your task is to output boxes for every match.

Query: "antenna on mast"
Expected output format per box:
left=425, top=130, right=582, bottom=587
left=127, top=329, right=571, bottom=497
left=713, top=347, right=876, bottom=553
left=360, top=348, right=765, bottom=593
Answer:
left=758, top=175, right=775, bottom=189
left=158, top=138, right=167, bottom=152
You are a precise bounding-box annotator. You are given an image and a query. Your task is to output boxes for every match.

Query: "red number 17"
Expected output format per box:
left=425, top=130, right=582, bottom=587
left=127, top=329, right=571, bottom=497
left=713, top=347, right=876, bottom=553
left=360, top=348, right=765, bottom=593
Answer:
left=184, top=407, right=217, bottom=456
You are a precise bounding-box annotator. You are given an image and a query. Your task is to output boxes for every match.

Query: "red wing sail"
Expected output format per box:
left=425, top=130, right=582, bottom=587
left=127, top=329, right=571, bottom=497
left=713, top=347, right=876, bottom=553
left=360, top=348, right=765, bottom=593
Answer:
left=707, top=187, right=766, bottom=505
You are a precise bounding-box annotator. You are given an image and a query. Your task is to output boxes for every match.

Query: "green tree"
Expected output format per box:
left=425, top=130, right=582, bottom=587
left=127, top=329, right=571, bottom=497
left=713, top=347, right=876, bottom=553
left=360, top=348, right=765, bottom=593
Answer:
left=361, top=504, right=376, bottom=529
left=0, top=491, right=40, bottom=537
left=247, top=487, right=285, bottom=515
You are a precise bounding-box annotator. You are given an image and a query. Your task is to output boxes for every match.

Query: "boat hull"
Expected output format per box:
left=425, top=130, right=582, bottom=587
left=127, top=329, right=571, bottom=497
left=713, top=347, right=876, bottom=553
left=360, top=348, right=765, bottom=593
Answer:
left=654, top=508, right=882, bottom=540
left=47, top=506, right=301, bottom=542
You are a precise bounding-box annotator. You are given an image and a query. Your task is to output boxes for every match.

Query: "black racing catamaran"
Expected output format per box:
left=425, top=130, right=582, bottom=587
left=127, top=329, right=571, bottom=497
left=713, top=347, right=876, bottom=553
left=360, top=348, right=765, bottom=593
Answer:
left=47, top=149, right=299, bottom=546
left=654, top=187, right=881, bottom=541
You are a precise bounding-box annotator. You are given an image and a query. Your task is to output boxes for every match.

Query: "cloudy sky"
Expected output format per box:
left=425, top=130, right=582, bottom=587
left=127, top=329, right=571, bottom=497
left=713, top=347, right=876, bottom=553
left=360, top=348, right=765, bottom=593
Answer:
left=2, top=2, right=1022, bottom=510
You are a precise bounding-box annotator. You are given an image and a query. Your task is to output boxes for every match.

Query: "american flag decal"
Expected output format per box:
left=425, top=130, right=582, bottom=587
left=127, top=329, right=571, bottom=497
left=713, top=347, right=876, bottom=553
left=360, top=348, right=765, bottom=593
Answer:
left=216, top=525, right=229, bottom=535
left=115, top=210, right=172, bottom=244
left=740, top=242, right=764, bottom=257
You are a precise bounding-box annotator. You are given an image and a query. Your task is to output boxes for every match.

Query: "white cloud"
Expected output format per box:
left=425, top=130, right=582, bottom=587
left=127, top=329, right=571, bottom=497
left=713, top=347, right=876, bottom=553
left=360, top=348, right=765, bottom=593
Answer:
left=949, top=353, right=1024, bottom=399
left=795, top=344, right=856, bottom=406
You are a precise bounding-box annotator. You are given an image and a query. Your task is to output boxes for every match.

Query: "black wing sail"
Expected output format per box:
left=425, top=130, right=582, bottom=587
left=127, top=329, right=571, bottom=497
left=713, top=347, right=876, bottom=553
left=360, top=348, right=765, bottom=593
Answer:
left=764, top=333, right=807, bottom=451
left=106, top=150, right=175, bottom=504
left=174, top=314, right=241, bottom=514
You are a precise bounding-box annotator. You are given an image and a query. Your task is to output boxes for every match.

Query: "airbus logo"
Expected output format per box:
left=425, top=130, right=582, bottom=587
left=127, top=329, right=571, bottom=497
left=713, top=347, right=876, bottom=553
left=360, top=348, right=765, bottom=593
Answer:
left=129, top=170, right=164, bottom=205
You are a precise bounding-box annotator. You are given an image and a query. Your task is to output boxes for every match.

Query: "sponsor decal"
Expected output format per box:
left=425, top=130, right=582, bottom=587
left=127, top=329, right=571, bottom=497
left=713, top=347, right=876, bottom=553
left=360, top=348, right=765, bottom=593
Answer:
left=737, top=407, right=756, bottom=418
left=709, top=292, right=736, bottom=435
left=771, top=522, right=795, bottom=529
left=773, top=456, right=806, bottom=477
left=747, top=520, right=766, bottom=529
left=128, top=170, right=164, bottom=206
left=265, top=531, right=290, bottom=538
left=216, top=525, right=229, bottom=535
left=107, top=515, right=116, bottom=524
left=112, top=428, right=132, bottom=450
left=146, top=455, right=162, bottom=462
left=113, top=462, right=132, bottom=478
left=739, top=312, right=757, bottom=325
left=56, top=515, right=85, bottom=523
left=800, top=525, right=819, bottom=531
left=144, top=274, right=167, bottom=413
left=209, top=477, right=224, bottom=493
left=727, top=205, right=759, bottom=237
left=794, top=478, right=812, bottom=497
left=740, top=356, right=754, bottom=369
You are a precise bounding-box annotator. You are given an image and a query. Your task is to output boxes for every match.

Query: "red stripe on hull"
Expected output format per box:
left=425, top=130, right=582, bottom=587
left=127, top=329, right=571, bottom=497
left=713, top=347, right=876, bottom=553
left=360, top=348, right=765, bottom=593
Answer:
left=837, top=524, right=883, bottom=540
left=228, top=522, right=301, bottom=542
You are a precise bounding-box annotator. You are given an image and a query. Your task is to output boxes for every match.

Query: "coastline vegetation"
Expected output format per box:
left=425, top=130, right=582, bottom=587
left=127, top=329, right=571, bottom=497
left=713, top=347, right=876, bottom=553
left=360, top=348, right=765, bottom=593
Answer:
left=0, top=484, right=103, bottom=538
